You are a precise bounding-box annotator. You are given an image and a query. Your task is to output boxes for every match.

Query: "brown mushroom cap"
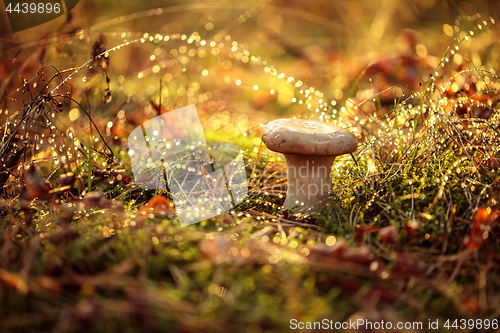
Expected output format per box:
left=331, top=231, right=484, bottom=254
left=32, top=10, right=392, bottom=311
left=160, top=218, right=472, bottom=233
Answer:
left=262, top=119, right=357, bottom=156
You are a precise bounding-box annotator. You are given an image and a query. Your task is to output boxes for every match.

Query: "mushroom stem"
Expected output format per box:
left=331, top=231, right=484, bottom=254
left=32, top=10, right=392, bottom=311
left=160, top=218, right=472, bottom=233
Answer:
left=283, top=154, right=336, bottom=212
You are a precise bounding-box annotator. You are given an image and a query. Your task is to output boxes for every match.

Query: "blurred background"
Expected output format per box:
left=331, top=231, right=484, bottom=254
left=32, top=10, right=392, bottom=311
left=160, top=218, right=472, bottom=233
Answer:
left=0, top=0, right=500, bottom=193
left=2, top=0, right=499, bottom=136
left=1, top=0, right=499, bottom=203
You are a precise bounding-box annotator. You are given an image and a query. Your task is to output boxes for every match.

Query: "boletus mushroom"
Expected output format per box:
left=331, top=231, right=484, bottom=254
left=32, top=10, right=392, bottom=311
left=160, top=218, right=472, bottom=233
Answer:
left=262, top=119, right=357, bottom=213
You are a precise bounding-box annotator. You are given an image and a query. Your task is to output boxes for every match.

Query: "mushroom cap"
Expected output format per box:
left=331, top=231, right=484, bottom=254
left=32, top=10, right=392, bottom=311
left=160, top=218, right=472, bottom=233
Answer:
left=262, top=119, right=357, bottom=156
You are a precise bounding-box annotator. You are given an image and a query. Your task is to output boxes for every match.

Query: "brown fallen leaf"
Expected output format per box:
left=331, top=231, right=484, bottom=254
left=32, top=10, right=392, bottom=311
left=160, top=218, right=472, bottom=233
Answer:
left=394, top=251, right=426, bottom=275
left=0, top=268, right=28, bottom=294
left=23, top=164, right=51, bottom=200
left=138, top=195, right=175, bottom=218
left=308, top=237, right=350, bottom=258
left=342, top=246, right=375, bottom=266
left=463, top=206, right=499, bottom=250
left=462, top=297, right=479, bottom=314
left=31, top=276, right=62, bottom=294
left=379, top=225, right=398, bottom=245
left=404, top=219, right=420, bottom=238
left=83, top=190, right=110, bottom=209
left=58, top=172, right=77, bottom=186
left=354, top=225, right=379, bottom=244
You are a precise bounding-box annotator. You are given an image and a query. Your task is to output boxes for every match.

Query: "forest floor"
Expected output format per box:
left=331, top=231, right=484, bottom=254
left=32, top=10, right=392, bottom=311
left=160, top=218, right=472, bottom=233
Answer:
left=1, top=1, right=500, bottom=332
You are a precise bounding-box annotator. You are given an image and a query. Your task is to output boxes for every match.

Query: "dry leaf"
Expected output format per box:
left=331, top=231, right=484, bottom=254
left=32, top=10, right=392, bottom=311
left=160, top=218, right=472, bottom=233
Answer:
left=58, top=172, right=77, bottom=186
left=463, top=207, right=499, bottom=250
left=139, top=195, right=175, bottom=216
left=394, top=251, right=426, bottom=275
left=0, top=268, right=28, bottom=294
left=31, top=276, right=62, bottom=294
left=83, top=190, right=109, bottom=209
left=354, top=225, right=379, bottom=244
left=379, top=225, right=398, bottom=245
left=23, top=164, right=51, bottom=200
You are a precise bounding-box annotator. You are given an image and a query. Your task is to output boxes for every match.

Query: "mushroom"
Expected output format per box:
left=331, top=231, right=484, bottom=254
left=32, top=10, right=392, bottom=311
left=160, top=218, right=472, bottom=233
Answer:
left=262, top=119, right=357, bottom=213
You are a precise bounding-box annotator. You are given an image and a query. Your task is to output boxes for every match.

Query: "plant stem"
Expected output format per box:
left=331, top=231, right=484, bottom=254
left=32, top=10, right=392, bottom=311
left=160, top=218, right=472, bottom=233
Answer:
left=393, top=97, right=403, bottom=158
